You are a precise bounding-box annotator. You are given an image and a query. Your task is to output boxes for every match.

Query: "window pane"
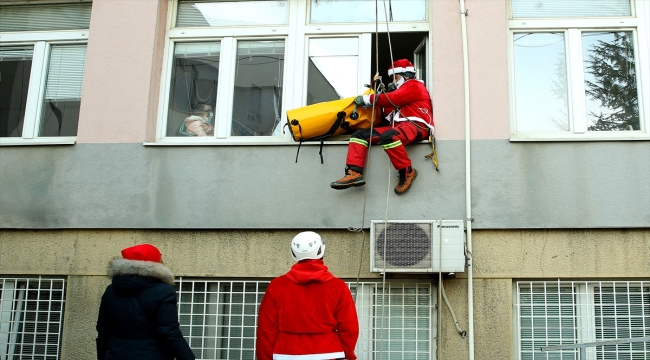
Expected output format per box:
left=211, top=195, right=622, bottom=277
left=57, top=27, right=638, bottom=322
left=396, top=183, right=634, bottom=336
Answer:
left=0, top=47, right=33, bottom=138
left=307, top=38, right=358, bottom=105
left=582, top=31, right=639, bottom=132
left=372, top=284, right=431, bottom=360
left=310, top=0, right=425, bottom=23
left=231, top=40, right=284, bottom=137
left=0, top=3, right=91, bottom=32
left=517, top=284, right=577, bottom=360
left=167, top=42, right=220, bottom=137
left=594, top=286, right=650, bottom=358
left=512, top=0, right=631, bottom=18
left=176, top=280, right=268, bottom=360
left=176, top=0, right=287, bottom=27
left=40, top=45, right=87, bottom=137
left=513, top=33, right=569, bottom=132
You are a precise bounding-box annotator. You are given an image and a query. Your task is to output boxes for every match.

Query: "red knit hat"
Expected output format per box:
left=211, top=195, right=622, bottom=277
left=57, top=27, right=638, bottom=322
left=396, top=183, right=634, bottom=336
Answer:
left=121, top=244, right=162, bottom=263
left=387, top=59, right=415, bottom=76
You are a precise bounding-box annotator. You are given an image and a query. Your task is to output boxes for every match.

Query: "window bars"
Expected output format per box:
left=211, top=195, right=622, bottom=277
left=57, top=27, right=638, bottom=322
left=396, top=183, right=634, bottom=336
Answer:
left=0, top=277, right=67, bottom=360
left=515, top=280, right=650, bottom=360
left=176, top=279, right=434, bottom=360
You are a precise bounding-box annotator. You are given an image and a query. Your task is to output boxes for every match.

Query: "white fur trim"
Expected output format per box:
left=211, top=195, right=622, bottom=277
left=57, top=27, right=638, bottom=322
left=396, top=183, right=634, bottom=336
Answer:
left=108, top=258, right=175, bottom=285
left=362, top=94, right=371, bottom=105
left=388, top=66, right=415, bottom=76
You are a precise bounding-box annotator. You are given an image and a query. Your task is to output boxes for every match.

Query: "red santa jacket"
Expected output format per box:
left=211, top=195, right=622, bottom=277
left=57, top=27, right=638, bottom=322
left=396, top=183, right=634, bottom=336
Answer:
left=256, top=259, right=359, bottom=360
left=363, top=79, right=434, bottom=130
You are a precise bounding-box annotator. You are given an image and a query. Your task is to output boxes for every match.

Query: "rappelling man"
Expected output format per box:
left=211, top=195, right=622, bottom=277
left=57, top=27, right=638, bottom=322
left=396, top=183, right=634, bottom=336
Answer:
left=330, top=59, right=434, bottom=194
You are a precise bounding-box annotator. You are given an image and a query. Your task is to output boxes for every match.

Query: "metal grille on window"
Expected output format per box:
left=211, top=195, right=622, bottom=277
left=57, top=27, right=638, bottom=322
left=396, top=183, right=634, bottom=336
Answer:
left=176, top=279, right=434, bottom=360
left=0, top=277, right=67, bottom=359
left=515, top=280, right=650, bottom=360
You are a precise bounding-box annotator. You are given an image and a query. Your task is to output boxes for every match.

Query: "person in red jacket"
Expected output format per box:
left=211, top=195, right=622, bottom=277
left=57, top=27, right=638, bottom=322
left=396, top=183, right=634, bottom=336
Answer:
left=256, top=231, right=359, bottom=360
left=330, top=58, right=434, bottom=194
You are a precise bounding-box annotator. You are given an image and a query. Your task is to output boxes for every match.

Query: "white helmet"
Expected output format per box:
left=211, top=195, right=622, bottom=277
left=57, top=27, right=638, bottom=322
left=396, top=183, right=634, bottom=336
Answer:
left=291, top=231, right=325, bottom=261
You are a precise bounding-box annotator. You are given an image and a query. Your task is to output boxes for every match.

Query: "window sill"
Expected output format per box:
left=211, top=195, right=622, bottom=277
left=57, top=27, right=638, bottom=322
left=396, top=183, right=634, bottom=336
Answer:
left=510, top=132, right=650, bottom=142
left=0, top=137, right=76, bottom=146
left=145, top=137, right=351, bottom=146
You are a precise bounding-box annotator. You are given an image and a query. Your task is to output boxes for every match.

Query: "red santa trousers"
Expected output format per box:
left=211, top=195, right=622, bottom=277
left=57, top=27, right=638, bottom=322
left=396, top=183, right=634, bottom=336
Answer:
left=345, top=120, right=429, bottom=171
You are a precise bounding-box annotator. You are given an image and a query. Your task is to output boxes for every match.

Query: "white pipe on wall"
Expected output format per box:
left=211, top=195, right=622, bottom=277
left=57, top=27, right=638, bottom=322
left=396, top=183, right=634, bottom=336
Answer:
left=458, top=0, right=475, bottom=359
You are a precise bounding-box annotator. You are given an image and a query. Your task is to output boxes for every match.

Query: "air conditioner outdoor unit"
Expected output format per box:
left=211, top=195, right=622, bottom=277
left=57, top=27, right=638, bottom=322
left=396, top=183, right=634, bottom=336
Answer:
left=370, top=220, right=466, bottom=273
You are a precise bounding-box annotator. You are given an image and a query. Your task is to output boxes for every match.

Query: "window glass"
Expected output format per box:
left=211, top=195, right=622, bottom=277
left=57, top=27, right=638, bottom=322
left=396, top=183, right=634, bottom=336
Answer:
left=517, top=284, right=576, bottom=359
left=582, top=31, right=639, bottom=131
left=0, top=277, right=66, bottom=359
left=516, top=281, right=650, bottom=359
left=310, top=0, right=425, bottom=23
left=176, top=0, right=287, bottom=27
left=177, top=280, right=267, bottom=360
left=594, top=286, right=650, bottom=358
left=40, top=45, right=87, bottom=137
left=0, top=3, right=91, bottom=32
left=231, top=40, right=284, bottom=136
left=511, top=0, right=631, bottom=18
left=167, top=42, right=220, bottom=137
left=177, top=279, right=433, bottom=360
left=0, top=47, right=33, bottom=138
left=307, top=37, right=358, bottom=105
left=513, top=33, right=569, bottom=132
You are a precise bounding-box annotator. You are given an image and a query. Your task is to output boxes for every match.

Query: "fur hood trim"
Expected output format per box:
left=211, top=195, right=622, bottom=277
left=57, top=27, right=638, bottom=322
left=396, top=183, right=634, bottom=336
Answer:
left=108, top=258, right=175, bottom=285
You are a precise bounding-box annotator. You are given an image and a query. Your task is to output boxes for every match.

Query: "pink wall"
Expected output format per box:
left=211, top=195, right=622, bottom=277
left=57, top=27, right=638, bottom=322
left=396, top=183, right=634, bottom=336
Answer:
left=77, top=0, right=167, bottom=143
left=432, top=0, right=510, bottom=140
left=76, top=0, right=509, bottom=143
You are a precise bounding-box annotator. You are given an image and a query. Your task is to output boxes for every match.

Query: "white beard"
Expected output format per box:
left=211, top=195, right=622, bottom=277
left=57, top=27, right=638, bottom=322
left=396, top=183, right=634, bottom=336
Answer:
left=394, top=76, right=405, bottom=88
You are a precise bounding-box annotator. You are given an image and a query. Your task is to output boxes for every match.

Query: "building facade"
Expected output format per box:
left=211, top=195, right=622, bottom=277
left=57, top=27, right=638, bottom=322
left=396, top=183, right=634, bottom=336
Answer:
left=1, top=0, right=649, bottom=359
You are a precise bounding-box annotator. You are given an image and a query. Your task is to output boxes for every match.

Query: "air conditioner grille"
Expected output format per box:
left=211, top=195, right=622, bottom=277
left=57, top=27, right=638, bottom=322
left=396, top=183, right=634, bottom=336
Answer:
left=375, top=222, right=431, bottom=267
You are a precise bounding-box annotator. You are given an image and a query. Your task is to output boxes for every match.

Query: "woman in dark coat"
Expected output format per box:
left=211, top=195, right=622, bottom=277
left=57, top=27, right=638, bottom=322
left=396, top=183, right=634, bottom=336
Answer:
left=96, top=243, right=195, bottom=360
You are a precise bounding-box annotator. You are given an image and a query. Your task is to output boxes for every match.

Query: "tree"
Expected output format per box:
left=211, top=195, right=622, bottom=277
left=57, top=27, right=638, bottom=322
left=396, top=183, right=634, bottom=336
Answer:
left=584, top=32, right=639, bottom=131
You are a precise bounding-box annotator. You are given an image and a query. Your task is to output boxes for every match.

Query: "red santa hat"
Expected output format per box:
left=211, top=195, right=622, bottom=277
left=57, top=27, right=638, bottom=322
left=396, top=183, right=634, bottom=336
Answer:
left=121, top=243, right=162, bottom=263
left=387, top=59, right=416, bottom=76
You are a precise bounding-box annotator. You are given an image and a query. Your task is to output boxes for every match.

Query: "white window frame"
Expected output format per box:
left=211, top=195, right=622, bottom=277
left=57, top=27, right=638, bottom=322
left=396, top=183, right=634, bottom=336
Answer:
left=514, top=280, right=650, bottom=360
left=0, top=30, right=89, bottom=146
left=507, top=0, right=650, bottom=141
left=152, top=0, right=431, bottom=145
left=0, top=276, right=67, bottom=359
left=175, top=278, right=436, bottom=360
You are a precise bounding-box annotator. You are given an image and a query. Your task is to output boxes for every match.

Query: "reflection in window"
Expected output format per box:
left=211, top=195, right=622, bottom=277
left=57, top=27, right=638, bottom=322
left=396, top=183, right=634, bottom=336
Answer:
left=40, top=45, right=87, bottom=137
left=0, top=47, right=32, bottom=137
left=231, top=40, right=284, bottom=136
left=513, top=33, right=569, bottom=132
left=583, top=31, right=639, bottom=131
left=167, top=42, right=220, bottom=137
left=310, top=0, right=425, bottom=23
left=307, top=37, right=358, bottom=105
left=176, top=0, right=287, bottom=27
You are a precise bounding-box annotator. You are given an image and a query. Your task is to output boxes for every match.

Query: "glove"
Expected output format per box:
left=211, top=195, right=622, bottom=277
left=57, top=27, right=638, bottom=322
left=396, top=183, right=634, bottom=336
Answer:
left=354, top=96, right=365, bottom=106
left=386, top=82, right=397, bottom=93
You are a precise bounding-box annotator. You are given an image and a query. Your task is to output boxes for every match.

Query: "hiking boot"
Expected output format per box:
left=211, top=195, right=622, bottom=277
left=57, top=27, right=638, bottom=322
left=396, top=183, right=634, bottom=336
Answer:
left=330, top=168, right=365, bottom=190
left=394, top=167, right=417, bottom=194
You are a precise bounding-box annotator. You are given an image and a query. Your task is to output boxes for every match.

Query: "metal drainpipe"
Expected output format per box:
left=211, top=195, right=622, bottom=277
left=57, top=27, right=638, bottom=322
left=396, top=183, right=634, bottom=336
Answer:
left=459, top=0, right=475, bottom=359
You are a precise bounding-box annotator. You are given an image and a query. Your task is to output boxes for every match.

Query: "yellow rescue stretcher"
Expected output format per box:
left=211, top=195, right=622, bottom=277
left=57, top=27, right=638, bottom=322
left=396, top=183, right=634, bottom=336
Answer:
left=286, top=89, right=382, bottom=142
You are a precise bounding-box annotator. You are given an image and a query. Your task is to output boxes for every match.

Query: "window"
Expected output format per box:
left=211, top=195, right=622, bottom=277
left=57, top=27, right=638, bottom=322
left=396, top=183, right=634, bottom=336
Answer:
left=176, top=278, right=435, bottom=360
left=0, top=277, right=67, bottom=359
left=0, top=2, right=90, bottom=146
left=508, top=0, right=650, bottom=141
left=155, top=0, right=431, bottom=144
left=515, top=280, right=650, bottom=359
